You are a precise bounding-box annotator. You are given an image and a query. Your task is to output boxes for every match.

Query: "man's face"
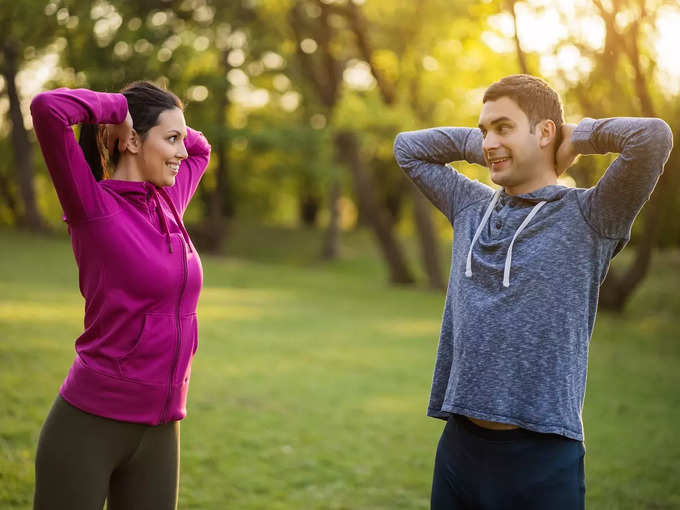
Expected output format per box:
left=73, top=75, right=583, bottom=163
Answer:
left=478, top=96, right=544, bottom=190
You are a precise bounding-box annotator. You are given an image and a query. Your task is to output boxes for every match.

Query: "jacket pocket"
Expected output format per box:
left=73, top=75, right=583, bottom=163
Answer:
left=118, top=313, right=175, bottom=385
left=174, top=313, right=198, bottom=385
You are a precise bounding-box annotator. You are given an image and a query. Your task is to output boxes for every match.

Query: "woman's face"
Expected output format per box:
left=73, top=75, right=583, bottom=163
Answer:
left=139, top=108, right=188, bottom=187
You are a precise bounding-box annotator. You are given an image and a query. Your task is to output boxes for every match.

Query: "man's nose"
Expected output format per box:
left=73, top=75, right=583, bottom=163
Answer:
left=482, top=132, right=500, bottom=151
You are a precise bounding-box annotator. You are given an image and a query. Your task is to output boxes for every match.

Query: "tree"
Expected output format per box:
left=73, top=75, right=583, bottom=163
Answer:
left=0, top=1, right=59, bottom=230
left=335, top=0, right=517, bottom=288
left=339, top=0, right=444, bottom=289
left=494, top=0, right=679, bottom=310
left=288, top=0, right=415, bottom=282
left=554, top=0, right=679, bottom=311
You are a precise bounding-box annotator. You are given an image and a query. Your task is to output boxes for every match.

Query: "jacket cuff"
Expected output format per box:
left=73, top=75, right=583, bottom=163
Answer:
left=101, top=93, right=128, bottom=125
left=571, top=117, right=599, bottom=155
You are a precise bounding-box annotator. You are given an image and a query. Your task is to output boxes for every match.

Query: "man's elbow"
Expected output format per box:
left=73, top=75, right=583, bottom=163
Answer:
left=647, top=118, right=674, bottom=155
left=393, top=132, right=413, bottom=168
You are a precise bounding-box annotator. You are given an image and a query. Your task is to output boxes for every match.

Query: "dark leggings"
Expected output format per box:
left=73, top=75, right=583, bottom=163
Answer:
left=34, top=395, right=179, bottom=510
left=431, top=414, right=586, bottom=510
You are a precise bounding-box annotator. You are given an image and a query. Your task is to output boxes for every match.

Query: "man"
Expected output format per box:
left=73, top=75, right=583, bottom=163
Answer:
left=393, top=74, right=673, bottom=509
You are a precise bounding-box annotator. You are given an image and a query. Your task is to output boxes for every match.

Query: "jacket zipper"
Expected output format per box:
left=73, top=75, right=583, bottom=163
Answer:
left=160, top=234, right=188, bottom=423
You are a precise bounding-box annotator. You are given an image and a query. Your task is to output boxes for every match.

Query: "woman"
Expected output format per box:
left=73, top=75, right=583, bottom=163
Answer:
left=30, top=81, right=210, bottom=509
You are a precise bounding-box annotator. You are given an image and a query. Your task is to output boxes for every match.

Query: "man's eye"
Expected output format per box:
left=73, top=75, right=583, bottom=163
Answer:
left=499, top=125, right=511, bottom=132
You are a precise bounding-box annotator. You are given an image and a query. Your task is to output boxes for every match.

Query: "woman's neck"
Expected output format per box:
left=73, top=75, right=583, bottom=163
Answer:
left=110, top=156, right=144, bottom=182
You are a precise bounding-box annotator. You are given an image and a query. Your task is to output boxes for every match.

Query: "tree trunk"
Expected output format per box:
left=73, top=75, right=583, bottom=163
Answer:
left=335, top=131, right=414, bottom=284
left=0, top=169, right=20, bottom=223
left=345, top=1, right=395, bottom=105
left=197, top=53, right=233, bottom=253
left=598, top=159, right=673, bottom=311
left=3, top=41, right=45, bottom=231
left=343, top=0, right=432, bottom=285
left=291, top=0, right=343, bottom=258
left=299, top=185, right=320, bottom=227
left=214, top=52, right=234, bottom=221
left=410, top=184, right=445, bottom=290
left=290, top=1, right=413, bottom=279
left=507, top=0, right=530, bottom=75
left=321, top=178, right=341, bottom=259
left=591, top=3, right=667, bottom=312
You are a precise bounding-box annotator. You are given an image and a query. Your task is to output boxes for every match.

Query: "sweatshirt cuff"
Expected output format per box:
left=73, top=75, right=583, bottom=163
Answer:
left=185, top=127, right=211, bottom=156
left=463, top=129, right=485, bottom=166
left=571, top=117, right=599, bottom=155
left=101, top=93, right=129, bottom=125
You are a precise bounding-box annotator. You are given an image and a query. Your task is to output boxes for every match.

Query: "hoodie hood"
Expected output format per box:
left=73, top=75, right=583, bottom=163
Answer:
left=99, top=178, right=150, bottom=210
left=502, top=184, right=571, bottom=203
left=100, top=179, right=192, bottom=253
left=100, top=178, right=151, bottom=194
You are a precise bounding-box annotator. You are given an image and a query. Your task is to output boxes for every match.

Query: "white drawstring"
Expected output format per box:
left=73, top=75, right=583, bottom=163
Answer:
left=465, top=190, right=547, bottom=288
left=466, top=190, right=501, bottom=278
left=502, top=201, right=546, bottom=287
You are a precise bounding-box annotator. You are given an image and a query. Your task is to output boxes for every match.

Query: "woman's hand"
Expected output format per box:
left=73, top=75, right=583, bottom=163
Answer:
left=103, top=111, right=133, bottom=154
left=555, top=123, right=580, bottom=175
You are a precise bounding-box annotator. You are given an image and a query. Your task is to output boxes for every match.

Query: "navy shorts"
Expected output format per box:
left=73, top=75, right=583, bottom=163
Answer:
left=431, top=414, right=585, bottom=509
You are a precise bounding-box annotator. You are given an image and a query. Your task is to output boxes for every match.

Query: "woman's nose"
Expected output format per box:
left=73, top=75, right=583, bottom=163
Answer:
left=177, top=141, right=188, bottom=160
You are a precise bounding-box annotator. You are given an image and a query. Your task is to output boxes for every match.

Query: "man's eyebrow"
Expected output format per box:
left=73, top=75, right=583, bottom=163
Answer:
left=478, top=116, right=514, bottom=129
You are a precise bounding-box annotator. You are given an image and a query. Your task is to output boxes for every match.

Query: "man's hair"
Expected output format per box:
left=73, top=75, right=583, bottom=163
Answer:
left=483, top=74, right=564, bottom=149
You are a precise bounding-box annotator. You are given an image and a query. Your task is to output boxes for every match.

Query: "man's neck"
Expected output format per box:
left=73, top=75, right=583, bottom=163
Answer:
left=505, top=164, right=557, bottom=196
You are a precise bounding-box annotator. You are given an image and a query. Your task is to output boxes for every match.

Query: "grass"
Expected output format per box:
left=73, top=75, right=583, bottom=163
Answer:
left=0, top=226, right=679, bottom=509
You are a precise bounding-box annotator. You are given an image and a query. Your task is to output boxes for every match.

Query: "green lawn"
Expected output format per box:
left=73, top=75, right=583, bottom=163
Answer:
left=1, top=227, right=679, bottom=509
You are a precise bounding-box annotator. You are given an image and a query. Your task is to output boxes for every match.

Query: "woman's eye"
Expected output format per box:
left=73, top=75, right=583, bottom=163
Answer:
left=169, top=136, right=177, bottom=143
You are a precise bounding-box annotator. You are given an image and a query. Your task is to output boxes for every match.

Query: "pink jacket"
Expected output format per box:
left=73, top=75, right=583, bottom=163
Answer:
left=31, top=88, right=211, bottom=425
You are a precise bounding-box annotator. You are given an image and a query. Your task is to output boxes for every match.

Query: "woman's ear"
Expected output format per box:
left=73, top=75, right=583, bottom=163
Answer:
left=538, top=120, right=557, bottom=148
left=124, top=130, right=141, bottom=155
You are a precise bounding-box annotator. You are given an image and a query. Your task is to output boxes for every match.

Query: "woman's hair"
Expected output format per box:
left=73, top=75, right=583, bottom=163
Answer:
left=78, top=81, right=183, bottom=181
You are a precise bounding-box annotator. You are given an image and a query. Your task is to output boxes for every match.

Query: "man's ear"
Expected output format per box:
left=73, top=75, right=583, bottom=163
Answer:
left=538, top=120, right=557, bottom=149
left=124, top=130, right=141, bottom=155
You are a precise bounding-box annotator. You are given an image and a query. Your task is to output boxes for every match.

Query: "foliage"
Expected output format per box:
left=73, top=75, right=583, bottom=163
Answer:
left=0, top=0, right=678, bottom=260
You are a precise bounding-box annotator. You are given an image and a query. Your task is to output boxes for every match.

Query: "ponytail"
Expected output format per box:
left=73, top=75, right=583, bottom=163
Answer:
left=78, top=123, right=108, bottom=182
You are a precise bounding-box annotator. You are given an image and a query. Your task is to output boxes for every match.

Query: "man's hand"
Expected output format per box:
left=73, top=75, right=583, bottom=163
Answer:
left=555, top=123, right=579, bottom=175
left=103, top=110, right=133, bottom=155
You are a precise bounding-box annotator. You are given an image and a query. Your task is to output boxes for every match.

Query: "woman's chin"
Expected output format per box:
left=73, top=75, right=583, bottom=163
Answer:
left=161, top=175, right=177, bottom=187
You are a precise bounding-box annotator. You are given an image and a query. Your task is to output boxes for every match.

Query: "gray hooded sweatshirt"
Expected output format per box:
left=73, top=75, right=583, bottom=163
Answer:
left=393, top=117, right=673, bottom=440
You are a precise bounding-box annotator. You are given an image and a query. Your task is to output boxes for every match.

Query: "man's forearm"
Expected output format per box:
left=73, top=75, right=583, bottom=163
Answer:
left=393, top=127, right=491, bottom=223
left=570, top=116, right=673, bottom=239
left=394, top=127, right=486, bottom=170
left=571, top=117, right=672, bottom=164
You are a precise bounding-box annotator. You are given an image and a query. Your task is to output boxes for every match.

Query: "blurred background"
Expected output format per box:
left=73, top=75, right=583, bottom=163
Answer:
left=1, top=0, right=679, bottom=508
